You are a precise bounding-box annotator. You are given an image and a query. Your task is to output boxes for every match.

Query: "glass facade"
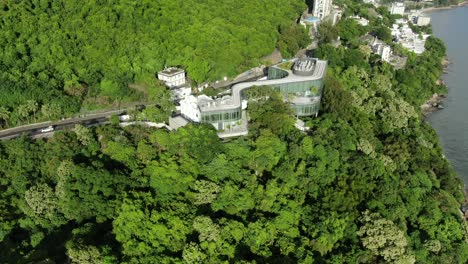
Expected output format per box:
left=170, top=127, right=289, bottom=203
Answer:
left=270, top=80, right=324, bottom=97
left=268, top=67, right=289, bottom=80
left=201, top=108, right=241, bottom=123
left=200, top=62, right=326, bottom=126
left=290, top=100, right=321, bottom=116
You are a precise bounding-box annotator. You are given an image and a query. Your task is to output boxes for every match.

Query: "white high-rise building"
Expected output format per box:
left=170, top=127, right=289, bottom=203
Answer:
left=313, top=0, right=332, bottom=19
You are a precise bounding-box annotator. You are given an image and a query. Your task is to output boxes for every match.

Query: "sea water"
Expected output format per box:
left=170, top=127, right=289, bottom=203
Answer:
left=429, top=6, right=468, bottom=185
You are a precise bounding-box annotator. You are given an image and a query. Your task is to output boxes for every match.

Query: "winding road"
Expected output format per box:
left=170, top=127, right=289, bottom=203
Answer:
left=0, top=109, right=128, bottom=140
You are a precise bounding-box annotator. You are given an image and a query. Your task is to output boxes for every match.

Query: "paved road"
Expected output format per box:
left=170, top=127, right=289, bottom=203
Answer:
left=0, top=109, right=126, bottom=140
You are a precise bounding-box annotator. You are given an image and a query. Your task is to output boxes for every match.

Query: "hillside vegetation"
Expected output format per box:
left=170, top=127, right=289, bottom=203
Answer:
left=0, top=0, right=308, bottom=127
left=1, top=24, right=467, bottom=264
left=0, top=0, right=466, bottom=263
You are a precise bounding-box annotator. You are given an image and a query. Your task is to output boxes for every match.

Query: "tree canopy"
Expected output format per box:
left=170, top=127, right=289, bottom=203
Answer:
left=0, top=0, right=466, bottom=263
left=0, top=0, right=307, bottom=127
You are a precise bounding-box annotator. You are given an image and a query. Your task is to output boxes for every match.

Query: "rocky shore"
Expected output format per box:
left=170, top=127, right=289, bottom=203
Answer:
left=463, top=187, right=468, bottom=221
left=421, top=57, right=451, bottom=118
left=421, top=93, right=446, bottom=118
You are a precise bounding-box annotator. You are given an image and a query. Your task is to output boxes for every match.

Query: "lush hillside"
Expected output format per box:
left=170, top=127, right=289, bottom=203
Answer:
left=0, top=0, right=308, bottom=127
left=0, top=0, right=467, bottom=263
left=0, top=36, right=467, bottom=264
left=0, top=76, right=466, bottom=263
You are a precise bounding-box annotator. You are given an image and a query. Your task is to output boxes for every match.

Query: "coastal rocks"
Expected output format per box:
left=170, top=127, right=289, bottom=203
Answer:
left=421, top=93, right=446, bottom=117
left=442, top=57, right=450, bottom=67
left=441, top=57, right=451, bottom=73
left=463, top=187, right=468, bottom=221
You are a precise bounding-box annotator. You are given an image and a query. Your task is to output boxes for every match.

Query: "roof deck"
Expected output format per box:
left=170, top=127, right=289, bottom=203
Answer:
left=158, top=67, right=185, bottom=76
left=199, top=58, right=327, bottom=113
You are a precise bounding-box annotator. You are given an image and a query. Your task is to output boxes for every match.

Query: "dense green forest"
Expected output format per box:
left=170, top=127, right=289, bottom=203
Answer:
left=1, top=20, right=468, bottom=264
left=1, top=0, right=467, bottom=263
left=0, top=0, right=308, bottom=127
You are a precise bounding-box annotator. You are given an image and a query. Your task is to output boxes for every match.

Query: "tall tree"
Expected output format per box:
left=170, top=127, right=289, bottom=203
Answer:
left=0, top=106, right=10, bottom=127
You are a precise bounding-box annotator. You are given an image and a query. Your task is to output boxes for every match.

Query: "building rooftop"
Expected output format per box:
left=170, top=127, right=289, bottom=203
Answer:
left=158, top=67, right=184, bottom=76
left=292, top=58, right=316, bottom=76
left=198, top=58, right=327, bottom=113
left=169, top=115, right=190, bottom=130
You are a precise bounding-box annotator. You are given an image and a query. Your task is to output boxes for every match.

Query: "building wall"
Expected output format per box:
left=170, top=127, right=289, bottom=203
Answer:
left=158, top=71, right=186, bottom=87
left=381, top=46, right=391, bottom=62
left=180, top=95, right=201, bottom=122
left=270, top=79, right=324, bottom=97
left=200, top=108, right=242, bottom=123
left=417, top=16, right=431, bottom=26
left=268, top=67, right=289, bottom=80
left=390, top=3, right=405, bottom=15
left=313, top=0, right=332, bottom=19
left=291, top=101, right=321, bottom=116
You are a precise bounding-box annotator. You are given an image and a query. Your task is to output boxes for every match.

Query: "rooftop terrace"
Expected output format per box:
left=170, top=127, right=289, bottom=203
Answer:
left=198, top=58, right=327, bottom=113
left=158, top=67, right=184, bottom=76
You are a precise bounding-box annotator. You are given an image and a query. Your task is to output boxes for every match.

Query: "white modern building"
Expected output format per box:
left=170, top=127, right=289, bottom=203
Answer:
left=179, top=57, right=327, bottom=132
left=313, top=0, right=333, bottom=19
left=157, top=67, right=186, bottom=88
left=408, top=12, right=431, bottom=26
left=390, top=2, right=405, bottom=15
left=370, top=37, right=392, bottom=62
left=417, top=16, right=431, bottom=26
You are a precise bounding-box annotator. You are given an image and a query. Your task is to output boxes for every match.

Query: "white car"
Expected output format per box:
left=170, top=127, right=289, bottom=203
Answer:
left=40, top=126, right=54, bottom=133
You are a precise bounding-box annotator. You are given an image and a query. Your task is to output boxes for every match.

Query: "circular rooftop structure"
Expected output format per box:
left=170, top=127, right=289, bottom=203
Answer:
left=293, top=58, right=317, bottom=76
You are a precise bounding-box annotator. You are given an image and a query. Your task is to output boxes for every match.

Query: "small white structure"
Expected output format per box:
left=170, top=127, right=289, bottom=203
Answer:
left=417, top=16, right=431, bottom=26
left=295, top=119, right=310, bottom=132
left=390, top=2, right=405, bottom=15
left=118, top=114, right=131, bottom=121
left=395, top=18, right=408, bottom=25
left=157, top=67, right=186, bottom=88
left=40, top=126, right=54, bottom=133
left=312, top=0, right=333, bottom=19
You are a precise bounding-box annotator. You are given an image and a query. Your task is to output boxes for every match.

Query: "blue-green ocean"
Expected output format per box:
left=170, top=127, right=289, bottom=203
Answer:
left=429, top=6, right=468, bottom=185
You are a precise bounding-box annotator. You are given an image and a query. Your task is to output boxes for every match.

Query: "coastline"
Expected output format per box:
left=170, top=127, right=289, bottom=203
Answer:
left=421, top=93, right=446, bottom=118
left=420, top=57, right=450, bottom=118
left=421, top=1, right=468, bottom=14
left=418, top=8, right=468, bottom=219
left=464, top=187, right=468, bottom=220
